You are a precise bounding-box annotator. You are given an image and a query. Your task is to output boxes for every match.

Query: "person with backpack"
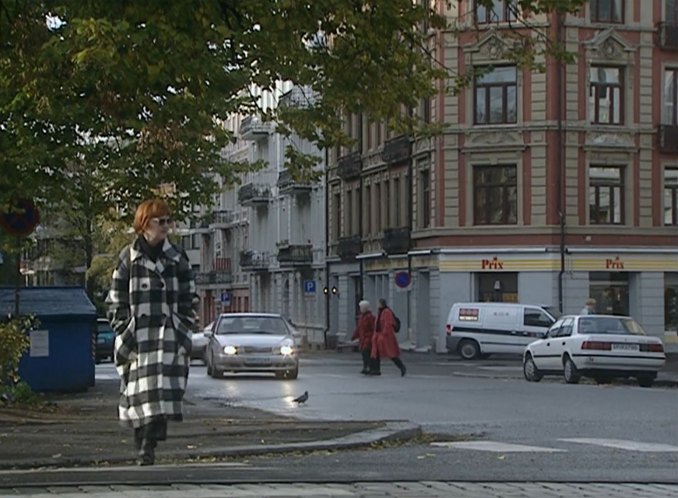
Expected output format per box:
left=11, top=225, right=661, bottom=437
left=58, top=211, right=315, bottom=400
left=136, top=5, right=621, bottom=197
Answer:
left=369, top=298, right=406, bottom=377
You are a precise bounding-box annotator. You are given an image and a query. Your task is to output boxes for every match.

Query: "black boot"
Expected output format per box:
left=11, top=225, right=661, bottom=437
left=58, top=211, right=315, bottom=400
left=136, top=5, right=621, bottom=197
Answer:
left=393, top=357, right=406, bottom=377
left=138, top=439, right=156, bottom=466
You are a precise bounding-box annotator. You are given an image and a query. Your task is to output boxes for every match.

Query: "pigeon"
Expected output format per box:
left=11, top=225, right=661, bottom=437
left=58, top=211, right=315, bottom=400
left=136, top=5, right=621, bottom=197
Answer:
left=292, top=391, right=309, bottom=405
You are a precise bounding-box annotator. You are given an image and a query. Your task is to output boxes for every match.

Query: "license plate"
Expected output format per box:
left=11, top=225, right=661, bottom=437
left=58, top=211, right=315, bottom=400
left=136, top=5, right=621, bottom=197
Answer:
left=245, top=357, right=271, bottom=365
left=612, top=343, right=639, bottom=351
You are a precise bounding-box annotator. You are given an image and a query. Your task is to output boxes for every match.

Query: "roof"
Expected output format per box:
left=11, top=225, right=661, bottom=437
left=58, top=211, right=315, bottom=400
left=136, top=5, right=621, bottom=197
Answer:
left=0, top=286, right=97, bottom=318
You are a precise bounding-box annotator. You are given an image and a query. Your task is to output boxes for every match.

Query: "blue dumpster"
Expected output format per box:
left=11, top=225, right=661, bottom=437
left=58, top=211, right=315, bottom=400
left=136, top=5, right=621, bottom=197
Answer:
left=0, top=286, right=97, bottom=392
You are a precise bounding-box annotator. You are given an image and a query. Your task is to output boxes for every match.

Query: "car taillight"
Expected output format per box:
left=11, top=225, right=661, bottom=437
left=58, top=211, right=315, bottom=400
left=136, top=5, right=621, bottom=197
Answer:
left=446, top=324, right=452, bottom=335
left=640, top=343, right=664, bottom=353
left=581, top=341, right=612, bottom=351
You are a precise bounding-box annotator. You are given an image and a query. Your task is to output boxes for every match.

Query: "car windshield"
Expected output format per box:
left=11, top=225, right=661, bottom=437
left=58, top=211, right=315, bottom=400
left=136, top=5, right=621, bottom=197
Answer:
left=216, top=316, right=288, bottom=335
left=578, top=316, right=646, bottom=336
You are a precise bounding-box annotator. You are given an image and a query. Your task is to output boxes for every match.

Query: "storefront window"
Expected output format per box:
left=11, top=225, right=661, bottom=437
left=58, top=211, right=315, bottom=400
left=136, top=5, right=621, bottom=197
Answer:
left=666, top=273, right=678, bottom=332
left=478, top=272, right=518, bottom=302
left=589, top=272, right=629, bottom=316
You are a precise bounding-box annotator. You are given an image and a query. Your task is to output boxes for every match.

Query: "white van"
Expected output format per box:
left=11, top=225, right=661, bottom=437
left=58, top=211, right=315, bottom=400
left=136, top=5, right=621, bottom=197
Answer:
left=445, top=303, right=560, bottom=359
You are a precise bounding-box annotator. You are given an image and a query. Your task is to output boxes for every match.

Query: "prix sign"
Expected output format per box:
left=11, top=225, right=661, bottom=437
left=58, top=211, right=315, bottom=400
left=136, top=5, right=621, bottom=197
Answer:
left=605, top=256, right=625, bottom=270
left=481, top=256, right=504, bottom=270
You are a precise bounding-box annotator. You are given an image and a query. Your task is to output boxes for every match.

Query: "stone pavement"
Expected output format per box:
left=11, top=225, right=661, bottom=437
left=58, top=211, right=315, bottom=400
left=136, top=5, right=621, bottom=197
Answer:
left=1, top=482, right=677, bottom=497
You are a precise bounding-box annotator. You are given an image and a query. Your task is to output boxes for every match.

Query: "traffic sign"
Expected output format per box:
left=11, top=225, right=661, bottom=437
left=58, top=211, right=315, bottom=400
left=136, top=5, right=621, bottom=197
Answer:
left=0, top=198, right=40, bottom=237
left=303, top=280, right=316, bottom=295
left=220, top=291, right=231, bottom=306
left=394, top=271, right=411, bottom=289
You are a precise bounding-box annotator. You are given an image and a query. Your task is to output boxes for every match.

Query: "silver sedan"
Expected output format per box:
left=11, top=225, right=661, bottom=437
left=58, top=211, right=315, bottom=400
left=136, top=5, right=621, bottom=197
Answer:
left=205, top=313, right=300, bottom=380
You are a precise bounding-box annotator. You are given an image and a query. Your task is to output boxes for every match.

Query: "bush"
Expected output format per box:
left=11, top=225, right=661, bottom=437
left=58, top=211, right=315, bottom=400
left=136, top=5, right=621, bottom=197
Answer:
left=0, top=316, right=33, bottom=387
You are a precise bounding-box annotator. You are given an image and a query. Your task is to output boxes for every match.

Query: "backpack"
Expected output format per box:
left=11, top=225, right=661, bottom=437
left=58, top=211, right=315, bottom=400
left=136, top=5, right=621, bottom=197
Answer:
left=393, top=313, right=401, bottom=333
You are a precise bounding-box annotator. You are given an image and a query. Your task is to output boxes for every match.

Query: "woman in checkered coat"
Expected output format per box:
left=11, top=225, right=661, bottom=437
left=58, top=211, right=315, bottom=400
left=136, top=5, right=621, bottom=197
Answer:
left=106, top=199, right=197, bottom=466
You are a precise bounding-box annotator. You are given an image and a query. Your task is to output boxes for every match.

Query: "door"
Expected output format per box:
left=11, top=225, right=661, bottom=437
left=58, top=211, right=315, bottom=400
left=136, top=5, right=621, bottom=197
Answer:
left=544, top=317, right=574, bottom=371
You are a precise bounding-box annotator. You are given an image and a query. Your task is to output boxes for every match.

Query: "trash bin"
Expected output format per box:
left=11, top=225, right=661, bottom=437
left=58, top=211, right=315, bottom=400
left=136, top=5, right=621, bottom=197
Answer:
left=0, top=286, right=97, bottom=392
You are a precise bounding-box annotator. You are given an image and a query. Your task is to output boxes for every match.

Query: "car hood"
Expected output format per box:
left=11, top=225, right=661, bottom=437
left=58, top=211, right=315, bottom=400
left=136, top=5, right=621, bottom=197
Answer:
left=214, top=334, right=291, bottom=348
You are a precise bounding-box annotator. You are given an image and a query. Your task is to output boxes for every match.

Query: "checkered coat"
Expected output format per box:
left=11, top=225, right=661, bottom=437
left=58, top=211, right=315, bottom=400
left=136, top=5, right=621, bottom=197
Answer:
left=106, top=237, right=197, bottom=428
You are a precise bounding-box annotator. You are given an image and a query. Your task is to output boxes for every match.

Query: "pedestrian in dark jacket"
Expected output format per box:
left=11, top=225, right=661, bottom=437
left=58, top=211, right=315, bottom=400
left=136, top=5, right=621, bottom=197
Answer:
left=106, top=198, right=197, bottom=466
left=370, top=298, right=406, bottom=377
left=352, top=300, right=375, bottom=374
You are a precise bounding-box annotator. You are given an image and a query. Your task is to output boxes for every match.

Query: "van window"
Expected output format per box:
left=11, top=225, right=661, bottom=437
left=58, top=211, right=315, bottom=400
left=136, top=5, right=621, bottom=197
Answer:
left=524, top=308, right=554, bottom=328
left=458, top=308, right=480, bottom=322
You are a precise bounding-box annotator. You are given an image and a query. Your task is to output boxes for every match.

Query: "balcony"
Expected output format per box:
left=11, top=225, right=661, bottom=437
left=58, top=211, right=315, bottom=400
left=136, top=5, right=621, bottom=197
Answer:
left=336, top=235, right=362, bottom=261
left=210, top=210, right=235, bottom=228
left=277, top=169, right=312, bottom=196
left=279, top=86, right=316, bottom=108
left=277, top=244, right=313, bottom=266
left=239, top=115, right=271, bottom=140
left=381, top=134, right=412, bottom=164
left=381, top=227, right=411, bottom=255
left=658, top=125, right=678, bottom=154
left=657, top=22, right=678, bottom=50
left=239, top=250, right=270, bottom=271
left=337, top=152, right=362, bottom=180
left=238, top=183, right=271, bottom=207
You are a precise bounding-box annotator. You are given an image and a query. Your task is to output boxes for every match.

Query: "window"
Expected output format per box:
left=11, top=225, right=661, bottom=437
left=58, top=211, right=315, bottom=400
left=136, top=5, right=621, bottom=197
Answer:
left=374, top=183, right=381, bottom=232
left=419, top=97, right=431, bottom=123
left=475, top=66, right=517, bottom=125
left=589, top=272, right=630, bottom=316
left=664, top=68, right=677, bottom=126
left=665, top=168, right=678, bottom=226
left=557, top=318, right=574, bottom=337
left=383, top=179, right=390, bottom=228
left=668, top=0, right=678, bottom=22
left=524, top=308, right=555, bottom=328
left=393, top=177, right=401, bottom=227
left=333, top=193, right=342, bottom=239
left=475, top=0, right=517, bottom=24
left=419, top=169, right=431, bottom=229
left=590, top=0, right=624, bottom=23
left=666, top=273, right=678, bottom=332
left=477, top=272, right=518, bottom=302
left=589, top=166, right=624, bottom=224
left=473, top=165, right=518, bottom=225
left=590, top=66, right=623, bottom=125
left=345, top=189, right=353, bottom=235
left=364, top=185, right=372, bottom=235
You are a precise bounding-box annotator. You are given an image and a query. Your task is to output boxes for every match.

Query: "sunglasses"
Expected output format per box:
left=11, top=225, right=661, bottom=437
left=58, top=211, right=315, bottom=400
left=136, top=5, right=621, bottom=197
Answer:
left=151, top=217, right=173, bottom=226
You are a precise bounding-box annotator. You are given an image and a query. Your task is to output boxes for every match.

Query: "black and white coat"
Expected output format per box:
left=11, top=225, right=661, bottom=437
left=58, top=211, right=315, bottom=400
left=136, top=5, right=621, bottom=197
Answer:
left=106, top=237, right=196, bottom=428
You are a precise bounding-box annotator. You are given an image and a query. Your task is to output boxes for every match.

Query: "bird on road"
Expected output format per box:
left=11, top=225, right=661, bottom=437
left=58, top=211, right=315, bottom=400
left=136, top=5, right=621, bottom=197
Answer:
left=292, top=391, right=309, bottom=405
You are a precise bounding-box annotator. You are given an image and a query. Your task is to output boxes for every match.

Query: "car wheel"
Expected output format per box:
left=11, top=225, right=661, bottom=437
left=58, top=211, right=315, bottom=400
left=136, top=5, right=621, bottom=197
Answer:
left=563, top=356, right=580, bottom=384
left=637, top=374, right=655, bottom=388
left=458, top=339, right=480, bottom=360
left=523, top=355, right=543, bottom=382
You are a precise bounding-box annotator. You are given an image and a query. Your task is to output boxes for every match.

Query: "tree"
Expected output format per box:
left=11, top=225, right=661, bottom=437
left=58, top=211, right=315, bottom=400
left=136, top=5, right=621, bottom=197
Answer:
left=0, top=0, right=585, bottom=219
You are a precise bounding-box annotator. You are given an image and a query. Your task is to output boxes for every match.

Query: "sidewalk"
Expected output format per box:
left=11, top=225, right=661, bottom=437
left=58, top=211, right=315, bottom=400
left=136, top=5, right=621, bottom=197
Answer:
left=0, top=378, right=418, bottom=470
left=1, top=481, right=677, bottom=497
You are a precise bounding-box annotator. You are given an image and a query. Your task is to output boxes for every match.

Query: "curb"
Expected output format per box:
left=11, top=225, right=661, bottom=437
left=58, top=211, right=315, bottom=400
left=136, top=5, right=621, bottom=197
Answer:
left=1, top=421, right=421, bottom=472
left=449, top=371, right=678, bottom=387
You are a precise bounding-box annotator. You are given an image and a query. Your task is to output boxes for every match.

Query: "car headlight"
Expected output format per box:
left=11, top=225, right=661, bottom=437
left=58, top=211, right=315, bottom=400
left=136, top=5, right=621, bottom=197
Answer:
left=280, top=345, right=294, bottom=356
left=223, top=345, right=237, bottom=355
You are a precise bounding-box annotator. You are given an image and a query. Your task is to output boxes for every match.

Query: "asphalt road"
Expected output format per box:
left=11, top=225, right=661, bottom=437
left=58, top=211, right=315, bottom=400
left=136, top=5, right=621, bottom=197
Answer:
left=94, top=352, right=678, bottom=483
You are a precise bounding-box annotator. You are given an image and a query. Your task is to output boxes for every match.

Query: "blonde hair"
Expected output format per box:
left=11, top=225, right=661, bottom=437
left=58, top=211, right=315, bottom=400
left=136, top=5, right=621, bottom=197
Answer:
left=358, top=300, right=370, bottom=311
left=132, top=199, right=171, bottom=234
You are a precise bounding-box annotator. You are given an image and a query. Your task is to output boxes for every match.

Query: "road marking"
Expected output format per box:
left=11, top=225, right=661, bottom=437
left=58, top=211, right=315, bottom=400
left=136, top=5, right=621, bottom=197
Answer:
left=0, top=462, right=254, bottom=475
left=431, top=441, right=565, bottom=453
left=559, top=438, right=678, bottom=452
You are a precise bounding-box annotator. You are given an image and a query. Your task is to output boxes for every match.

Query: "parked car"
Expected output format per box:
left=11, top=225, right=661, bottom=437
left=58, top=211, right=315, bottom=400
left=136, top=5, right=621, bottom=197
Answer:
left=95, top=318, right=115, bottom=364
left=523, top=315, right=666, bottom=387
left=445, top=302, right=559, bottom=359
left=205, top=313, right=300, bottom=379
left=191, top=322, right=212, bottom=363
